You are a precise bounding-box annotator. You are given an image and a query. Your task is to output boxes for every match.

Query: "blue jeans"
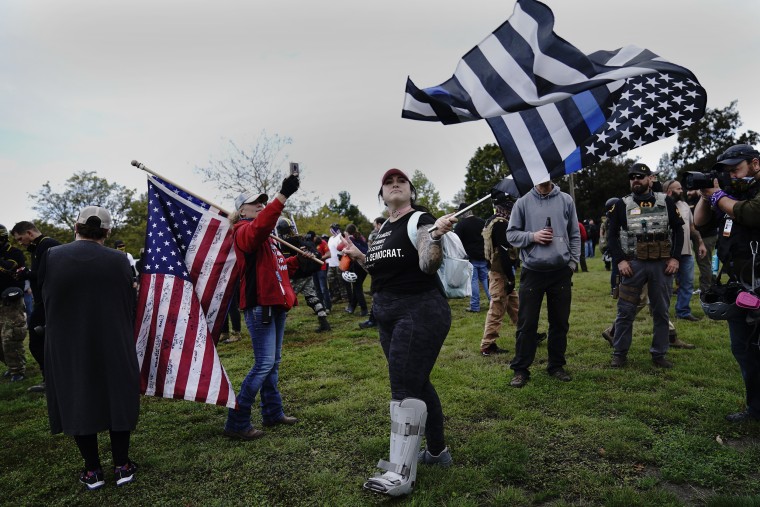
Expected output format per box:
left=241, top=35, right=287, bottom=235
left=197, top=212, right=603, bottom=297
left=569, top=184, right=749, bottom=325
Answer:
left=675, top=255, right=695, bottom=318
left=225, top=306, right=287, bottom=431
left=313, top=270, right=330, bottom=310
left=469, top=260, right=490, bottom=311
left=727, top=316, right=760, bottom=418
left=585, top=240, right=594, bottom=258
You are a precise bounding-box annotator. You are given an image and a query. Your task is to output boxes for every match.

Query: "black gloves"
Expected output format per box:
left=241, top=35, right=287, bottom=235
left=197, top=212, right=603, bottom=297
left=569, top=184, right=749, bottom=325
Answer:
left=279, top=174, right=300, bottom=198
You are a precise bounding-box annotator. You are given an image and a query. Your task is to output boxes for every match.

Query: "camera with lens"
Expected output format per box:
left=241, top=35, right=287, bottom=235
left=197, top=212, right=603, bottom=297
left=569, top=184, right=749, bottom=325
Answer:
left=682, top=170, right=721, bottom=190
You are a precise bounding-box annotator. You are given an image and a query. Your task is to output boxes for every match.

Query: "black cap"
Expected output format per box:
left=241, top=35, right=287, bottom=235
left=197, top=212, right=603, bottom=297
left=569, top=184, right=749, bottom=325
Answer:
left=712, top=144, right=760, bottom=171
left=628, top=163, right=652, bottom=176
left=114, top=240, right=125, bottom=248
left=457, top=203, right=468, bottom=212
left=492, top=191, right=516, bottom=207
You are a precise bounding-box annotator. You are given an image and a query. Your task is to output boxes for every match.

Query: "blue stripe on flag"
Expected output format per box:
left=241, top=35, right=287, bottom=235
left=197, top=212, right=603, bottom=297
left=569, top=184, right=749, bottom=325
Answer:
left=564, top=147, right=582, bottom=174
left=572, top=91, right=606, bottom=134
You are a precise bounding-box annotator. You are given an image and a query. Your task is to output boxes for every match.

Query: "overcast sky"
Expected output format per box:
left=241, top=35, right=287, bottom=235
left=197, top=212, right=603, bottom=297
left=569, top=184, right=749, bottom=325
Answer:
left=2, top=0, right=758, bottom=227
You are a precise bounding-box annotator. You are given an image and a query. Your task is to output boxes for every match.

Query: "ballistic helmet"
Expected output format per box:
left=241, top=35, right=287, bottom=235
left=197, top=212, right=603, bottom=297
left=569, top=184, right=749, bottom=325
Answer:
left=276, top=217, right=295, bottom=236
left=700, top=287, right=745, bottom=321
left=1, top=287, right=23, bottom=302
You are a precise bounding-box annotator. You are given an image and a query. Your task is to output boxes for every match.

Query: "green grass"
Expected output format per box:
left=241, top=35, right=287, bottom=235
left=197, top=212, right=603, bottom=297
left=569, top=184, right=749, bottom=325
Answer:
left=2, top=260, right=760, bottom=506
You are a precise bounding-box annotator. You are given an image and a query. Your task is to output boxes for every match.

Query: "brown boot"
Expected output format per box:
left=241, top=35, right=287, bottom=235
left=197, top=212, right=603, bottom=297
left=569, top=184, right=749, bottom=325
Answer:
left=670, top=337, right=695, bottom=349
left=668, top=333, right=696, bottom=349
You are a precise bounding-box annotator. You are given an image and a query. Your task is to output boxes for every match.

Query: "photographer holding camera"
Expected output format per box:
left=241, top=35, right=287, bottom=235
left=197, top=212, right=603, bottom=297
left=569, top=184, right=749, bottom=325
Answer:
left=694, top=144, right=760, bottom=423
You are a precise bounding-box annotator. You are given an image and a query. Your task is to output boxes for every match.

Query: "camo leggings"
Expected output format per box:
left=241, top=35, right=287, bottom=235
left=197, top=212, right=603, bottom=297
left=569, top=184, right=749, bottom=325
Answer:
left=373, top=288, right=451, bottom=455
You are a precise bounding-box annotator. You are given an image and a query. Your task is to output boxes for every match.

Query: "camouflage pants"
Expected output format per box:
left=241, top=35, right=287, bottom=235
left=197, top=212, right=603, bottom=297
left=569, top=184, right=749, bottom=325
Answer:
left=0, top=314, right=26, bottom=375
left=327, top=266, right=349, bottom=302
left=291, top=277, right=328, bottom=318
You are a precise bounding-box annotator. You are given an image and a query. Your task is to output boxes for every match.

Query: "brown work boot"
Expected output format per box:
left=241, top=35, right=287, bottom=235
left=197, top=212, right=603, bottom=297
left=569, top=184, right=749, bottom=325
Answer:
left=652, top=356, right=673, bottom=369
left=610, top=355, right=627, bottom=368
left=670, top=337, right=695, bottom=349
left=601, top=327, right=614, bottom=346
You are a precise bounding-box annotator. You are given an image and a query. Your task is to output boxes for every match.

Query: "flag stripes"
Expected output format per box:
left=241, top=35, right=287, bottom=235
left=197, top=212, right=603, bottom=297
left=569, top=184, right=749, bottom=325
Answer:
left=402, top=0, right=706, bottom=194
left=134, top=176, right=240, bottom=409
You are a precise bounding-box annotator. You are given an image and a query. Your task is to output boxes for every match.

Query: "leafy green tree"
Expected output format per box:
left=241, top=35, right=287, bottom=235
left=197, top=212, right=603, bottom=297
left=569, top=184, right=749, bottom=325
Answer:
left=327, top=191, right=371, bottom=236
left=30, top=171, right=136, bottom=232
left=292, top=205, right=350, bottom=239
left=463, top=144, right=510, bottom=218
left=669, top=101, right=760, bottom=175
left=109, top=193, right=149, bottom=257
left=410, top=170, right=444, bottom=216
left=557, top=157, right=633, bottom=221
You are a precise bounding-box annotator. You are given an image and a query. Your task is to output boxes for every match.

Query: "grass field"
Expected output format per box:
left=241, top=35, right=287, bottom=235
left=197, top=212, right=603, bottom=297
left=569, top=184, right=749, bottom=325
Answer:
left=1, top=259, right=760, bottom=506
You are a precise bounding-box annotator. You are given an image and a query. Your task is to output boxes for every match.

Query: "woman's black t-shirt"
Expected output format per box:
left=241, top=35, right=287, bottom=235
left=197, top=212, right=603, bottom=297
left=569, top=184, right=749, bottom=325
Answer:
left=365, top=211, right=438, bottom=294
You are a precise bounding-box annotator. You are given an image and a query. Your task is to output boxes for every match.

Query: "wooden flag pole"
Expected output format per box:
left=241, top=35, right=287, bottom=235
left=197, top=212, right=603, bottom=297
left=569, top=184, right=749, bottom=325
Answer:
left=131, top=160, right=230, bottom=214
left=131, top=159, right=323, bottom=265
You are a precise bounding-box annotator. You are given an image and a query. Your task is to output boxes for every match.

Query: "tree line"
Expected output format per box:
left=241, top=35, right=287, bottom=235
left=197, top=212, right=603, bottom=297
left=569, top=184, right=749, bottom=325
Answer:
left=28, top=102, right=757, bottom=255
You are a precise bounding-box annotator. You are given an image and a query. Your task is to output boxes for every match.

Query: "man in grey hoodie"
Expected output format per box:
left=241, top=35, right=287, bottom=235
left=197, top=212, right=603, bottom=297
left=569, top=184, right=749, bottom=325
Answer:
left=506, top=180, right=581, bottom=388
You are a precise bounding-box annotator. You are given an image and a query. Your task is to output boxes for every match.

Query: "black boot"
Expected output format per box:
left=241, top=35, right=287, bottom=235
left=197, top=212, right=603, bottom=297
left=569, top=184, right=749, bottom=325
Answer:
left=316, top=316, right=331, bottom=333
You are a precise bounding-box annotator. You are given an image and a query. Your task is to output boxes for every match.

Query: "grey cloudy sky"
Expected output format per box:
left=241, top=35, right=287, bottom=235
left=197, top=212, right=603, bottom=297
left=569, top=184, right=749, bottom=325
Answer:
left=1, top=0, right=758, bottom=226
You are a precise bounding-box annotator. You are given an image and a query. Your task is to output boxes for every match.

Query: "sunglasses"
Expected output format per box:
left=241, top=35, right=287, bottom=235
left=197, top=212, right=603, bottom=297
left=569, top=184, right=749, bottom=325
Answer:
left=629, top=174, right=648, bottom=181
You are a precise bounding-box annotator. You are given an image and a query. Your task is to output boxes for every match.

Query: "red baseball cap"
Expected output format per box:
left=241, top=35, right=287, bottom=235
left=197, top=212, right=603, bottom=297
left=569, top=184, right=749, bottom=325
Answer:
left=380, top=168, right=410, bottom=184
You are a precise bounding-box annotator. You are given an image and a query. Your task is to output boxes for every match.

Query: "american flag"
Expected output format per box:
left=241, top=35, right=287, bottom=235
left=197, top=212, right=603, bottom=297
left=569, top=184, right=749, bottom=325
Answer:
left=134, top=176, right=240, bottom=409
left=402, top=0, right=706, bottom=195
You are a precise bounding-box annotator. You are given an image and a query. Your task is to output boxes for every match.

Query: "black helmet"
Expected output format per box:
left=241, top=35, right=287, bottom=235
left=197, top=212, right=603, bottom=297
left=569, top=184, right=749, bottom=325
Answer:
left=1, top=287, right=23, bottom=302
left=700, top=284, right=745, bottom=321
left=605, top=197, right=620, bottom=210
left=276, top=218, right=295, bottom=236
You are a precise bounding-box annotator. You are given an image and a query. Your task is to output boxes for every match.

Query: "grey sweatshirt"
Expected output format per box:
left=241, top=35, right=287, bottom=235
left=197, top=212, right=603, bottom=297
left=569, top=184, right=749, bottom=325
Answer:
left=506, top=184, right=581, bottom=272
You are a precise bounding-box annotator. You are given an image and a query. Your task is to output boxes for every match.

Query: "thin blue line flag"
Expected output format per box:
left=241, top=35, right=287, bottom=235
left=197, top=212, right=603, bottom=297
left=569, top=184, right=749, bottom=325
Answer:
left=402, top=0, right=706, bottom=195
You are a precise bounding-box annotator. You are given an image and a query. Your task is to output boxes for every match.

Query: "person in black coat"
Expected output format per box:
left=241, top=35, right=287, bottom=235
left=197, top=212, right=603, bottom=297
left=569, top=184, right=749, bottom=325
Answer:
left=40, top=207, right=139, bottom=490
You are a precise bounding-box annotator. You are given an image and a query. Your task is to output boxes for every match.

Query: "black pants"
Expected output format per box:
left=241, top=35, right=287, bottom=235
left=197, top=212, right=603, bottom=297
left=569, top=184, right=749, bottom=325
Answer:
left=28, top=303, right=45, bottom=378
left=221, top=287, right=241, bottom=334
left=373, top=289, right=451, bottom=454
left=348, top=269, right=368, bottom=312
left=510, top=266, right=573, bottom=376
left=74, top=430, right=131, bottom=471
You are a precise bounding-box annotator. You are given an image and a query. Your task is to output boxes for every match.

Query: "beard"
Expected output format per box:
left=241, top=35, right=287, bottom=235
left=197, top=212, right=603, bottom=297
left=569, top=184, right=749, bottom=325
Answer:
left=631, top=182, right=649, bottom=194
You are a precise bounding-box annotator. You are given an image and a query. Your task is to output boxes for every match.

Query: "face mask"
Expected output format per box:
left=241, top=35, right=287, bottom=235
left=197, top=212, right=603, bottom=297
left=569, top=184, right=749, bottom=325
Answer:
left=725, top=176, right=756, bottom=196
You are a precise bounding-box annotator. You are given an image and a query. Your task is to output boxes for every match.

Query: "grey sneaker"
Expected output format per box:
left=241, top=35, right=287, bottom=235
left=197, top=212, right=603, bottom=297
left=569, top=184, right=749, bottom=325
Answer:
left=418, top=446, right=452, bottom=467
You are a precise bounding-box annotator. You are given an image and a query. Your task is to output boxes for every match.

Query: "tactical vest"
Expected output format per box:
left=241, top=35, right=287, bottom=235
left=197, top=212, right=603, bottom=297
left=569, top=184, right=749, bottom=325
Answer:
left=717, top=184, right=760, bottom=278
left=482, top=216, right=508, bottom=274
left=598, top=216, right=609, bottom=251
left=619, top=193, right=671, bottom=260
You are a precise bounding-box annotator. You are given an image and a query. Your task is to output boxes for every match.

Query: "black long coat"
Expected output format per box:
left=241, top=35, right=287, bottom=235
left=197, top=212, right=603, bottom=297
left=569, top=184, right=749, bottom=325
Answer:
left=40, top=240, right=139, bottom=435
